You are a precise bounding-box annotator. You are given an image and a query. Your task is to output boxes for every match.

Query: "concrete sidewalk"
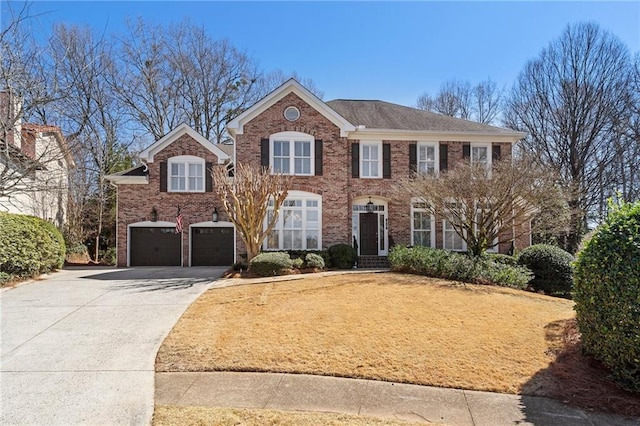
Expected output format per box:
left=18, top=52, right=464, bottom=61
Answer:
left=156, top=371, right=639, bottom=426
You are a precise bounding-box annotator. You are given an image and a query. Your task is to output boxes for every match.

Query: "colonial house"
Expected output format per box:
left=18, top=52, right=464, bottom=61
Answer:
left=107, top=79, right=528, bottom=267
left=0, top=91, right=74, bottom=227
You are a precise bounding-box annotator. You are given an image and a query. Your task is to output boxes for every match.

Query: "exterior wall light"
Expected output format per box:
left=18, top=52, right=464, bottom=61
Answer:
left=212, top=207, right=219, bottom=222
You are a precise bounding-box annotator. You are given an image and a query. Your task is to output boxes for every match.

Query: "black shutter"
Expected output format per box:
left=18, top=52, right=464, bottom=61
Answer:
left=439, top=143, right=448, bottom=172
left=463, top=143, right=470, bottom=159
left=205, top=162, right=213, bottom=192
left=383, top=143, right=391, bottom=179
left=260, top=138, right=269, bottom=167
left=492, top=144, right=501, bottom=162
left=409, top=143, right=417, bottom=173
left=351, top=143, right=359, bottom=178
left=159, top=161, right=167, bottom=192
left=315, top=139, right=323, bottom=176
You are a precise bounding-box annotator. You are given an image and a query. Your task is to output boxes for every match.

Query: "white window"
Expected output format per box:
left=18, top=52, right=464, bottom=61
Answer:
left=417, top=143, right=438, bottom=175
left=360, top=141, right=381, bottom=178
left=471, top=144, right=491, bottom=170
left=443, top=220, right=465, bottom=251
left=270, top=132, right=314, bottom=176
left=265, top=191, right=321, bottom=250
left=411, top=202, right=435, bottom=247
left=168, top=155, right=204, bottom=192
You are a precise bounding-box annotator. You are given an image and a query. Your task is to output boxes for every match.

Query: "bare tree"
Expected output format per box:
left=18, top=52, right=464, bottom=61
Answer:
left=394, top=158, right=565, bottom=257
left=473, top=78, right=503, bottom=124
left=261, top=69, right=325, bottom=99
left=113, top=19, right=263, bottom=143
left=212, top=162, right=291, bottom=262
left=47, top=24, right=133, bottom=260
left=0, top=3, right=68, bottom=205
left=504, top=22, right=634, bottom=252
left=416, top=78, right=503, bottom=124
left=112, top=19, right=184, bottom=142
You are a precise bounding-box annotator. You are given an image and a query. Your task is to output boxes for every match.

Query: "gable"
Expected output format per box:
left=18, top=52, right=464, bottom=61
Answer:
left=140, top=123, right=229, bottom=163
left=226, top=79, right=355, bottom=138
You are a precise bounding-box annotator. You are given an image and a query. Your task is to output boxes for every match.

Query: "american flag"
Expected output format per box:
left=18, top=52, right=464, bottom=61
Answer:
left=175, top=209, right=183, bottom=234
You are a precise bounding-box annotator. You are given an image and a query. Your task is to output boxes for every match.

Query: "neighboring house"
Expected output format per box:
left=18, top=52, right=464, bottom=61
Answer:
left=0, top=91, right=74, bottom=227
left=108, top=79, right=529, bottom=267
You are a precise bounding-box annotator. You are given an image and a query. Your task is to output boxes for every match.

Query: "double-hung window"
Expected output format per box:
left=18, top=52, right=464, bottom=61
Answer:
left=471, top=144, right=490, bottom=170
left=168, top=155, right=204, bottom=192
left=265, top=191, right=321, bottom=250
left=270, top=132, right=314, bottom=176
left=417, top=143, right=437, bottom=175
left=411, top=202, right=434, bottom=247
left=360, top=141, right=381, bottom=178
left=442, top=202, right=466, bottom=251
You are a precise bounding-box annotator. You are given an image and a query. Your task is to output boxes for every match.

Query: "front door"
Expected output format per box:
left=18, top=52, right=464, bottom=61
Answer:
left=359, top=213, right=378, bottom=255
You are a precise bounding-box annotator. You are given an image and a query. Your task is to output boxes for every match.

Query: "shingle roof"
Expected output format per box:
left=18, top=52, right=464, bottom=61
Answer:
left=110, top=164, right=148, bottom=177
left=325, top=99, right=516, bottom=134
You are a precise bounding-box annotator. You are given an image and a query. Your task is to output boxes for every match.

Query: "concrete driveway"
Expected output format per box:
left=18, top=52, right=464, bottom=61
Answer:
left=0, top=266, right=225, bottom=426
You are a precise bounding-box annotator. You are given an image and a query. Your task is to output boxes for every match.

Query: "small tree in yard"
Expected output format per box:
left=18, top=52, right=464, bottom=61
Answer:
left=395, top=157, right=566, bottom=257
left=212, top=162, right=291, bottom=262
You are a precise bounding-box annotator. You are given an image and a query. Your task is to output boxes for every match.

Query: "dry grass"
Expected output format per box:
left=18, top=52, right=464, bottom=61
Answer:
left=157, top=273, right=575, bottom=394
left=153, top=406, right=430, bottom=425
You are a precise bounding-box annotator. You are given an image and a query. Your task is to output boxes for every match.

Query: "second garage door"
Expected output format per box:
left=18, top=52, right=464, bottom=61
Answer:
left=191, top=227, right=234, bottom=266
left=130, top=227, right=181, bottom=266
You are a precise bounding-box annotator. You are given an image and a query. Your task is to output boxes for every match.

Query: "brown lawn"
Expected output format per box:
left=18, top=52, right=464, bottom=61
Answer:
left=157, top=272, right=640, bottom=416
left=153, top=406, right=429, bottom=425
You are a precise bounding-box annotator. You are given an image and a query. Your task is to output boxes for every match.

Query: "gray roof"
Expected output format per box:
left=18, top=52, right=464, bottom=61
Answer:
left=325, top=99, right=515, bottom=134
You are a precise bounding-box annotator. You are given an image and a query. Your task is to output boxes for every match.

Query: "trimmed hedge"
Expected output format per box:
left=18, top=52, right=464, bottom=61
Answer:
left=328, top=244, right=357, bottom=269
left=573, top=201, right=640, bottom=392
left=389, top=245, right=532, bottom=289
left=249, top=252, right=293, bottom=277
left=285, top=249, right=332, bottom=268
left=0, top=212, right=65, bottom=279
left=304, top=253, right=325, bottom=269
left=518, top=244, right=574, bottom=297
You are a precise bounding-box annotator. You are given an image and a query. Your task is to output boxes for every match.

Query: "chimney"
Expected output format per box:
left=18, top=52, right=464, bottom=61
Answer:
left=0, top=89, right=22, bottom=148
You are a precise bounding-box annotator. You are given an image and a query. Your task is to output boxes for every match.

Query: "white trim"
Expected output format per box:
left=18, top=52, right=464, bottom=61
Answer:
left=352, top=196, right=388, bottom=256
left=470, top=142, right=492, bottom=169
left=106, top=175, right=148, bottom=185
left=269, top=131, right=314, bottom=176
left=127, top=221, right=182, bottom=267
left=264, top=190, right=322, bottom=251
left=139, top=123, right=229, bottom=163
left=350, top=128, right=525, bottom=143
left=416, top=141, right=439, bottom=175
left=188, top=221, right=236, bottom=267
left=410, top=201, right=436, bottom=248
left=226, top=79, right=356, bottom=137
left=442, top=219, right=467, bottom=252
left=167, top=155, right=205, bottom=192
left=359, top=141, right=382, bottom=179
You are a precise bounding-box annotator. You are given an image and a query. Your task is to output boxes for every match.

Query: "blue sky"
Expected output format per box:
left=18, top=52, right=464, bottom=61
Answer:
left=7, top=1, right=640, bottom=106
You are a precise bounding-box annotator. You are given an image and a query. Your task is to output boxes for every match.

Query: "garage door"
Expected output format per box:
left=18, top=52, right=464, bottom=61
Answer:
left=191, top=227, right=234, bottom=266
left=130, top=227, right=181, bottom=266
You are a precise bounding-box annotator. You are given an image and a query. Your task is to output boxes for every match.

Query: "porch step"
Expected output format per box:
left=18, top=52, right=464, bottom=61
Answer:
left=357, top=256, right=390, bottom=269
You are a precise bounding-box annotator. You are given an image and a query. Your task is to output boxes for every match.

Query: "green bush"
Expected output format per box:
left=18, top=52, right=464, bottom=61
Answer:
left=292, top=257, right=304, bottom=269
left=249, top=252, right=293, bottom=277
left=328, top=244, right=357, bottom=269
left=476, top=260, right=532, bottom=290
left=285, top=249, right=332, bottom=268
left=573, top=200, right=640, bottom=392
left=0, top=212, right=65, bottom=279
left=389, top=246, right=531, bottom=289
left=484, top=253, right=519, bottom=267
left=101, top=247, right=117, bottom=266
left=0, top=271, right=10, bottom=285
left=305, top=253, right=325, bottom=269
left=518, top=244, right=574, bottom=297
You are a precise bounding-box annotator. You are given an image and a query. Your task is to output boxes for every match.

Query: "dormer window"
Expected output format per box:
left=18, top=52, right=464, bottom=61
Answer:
left=168, top=155, right=205, bottom=192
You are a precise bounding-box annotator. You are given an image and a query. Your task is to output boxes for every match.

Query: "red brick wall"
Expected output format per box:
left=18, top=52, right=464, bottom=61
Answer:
left=235, top=92, right=522, bottom=258
left=115, top=133, right=225, bottom=267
